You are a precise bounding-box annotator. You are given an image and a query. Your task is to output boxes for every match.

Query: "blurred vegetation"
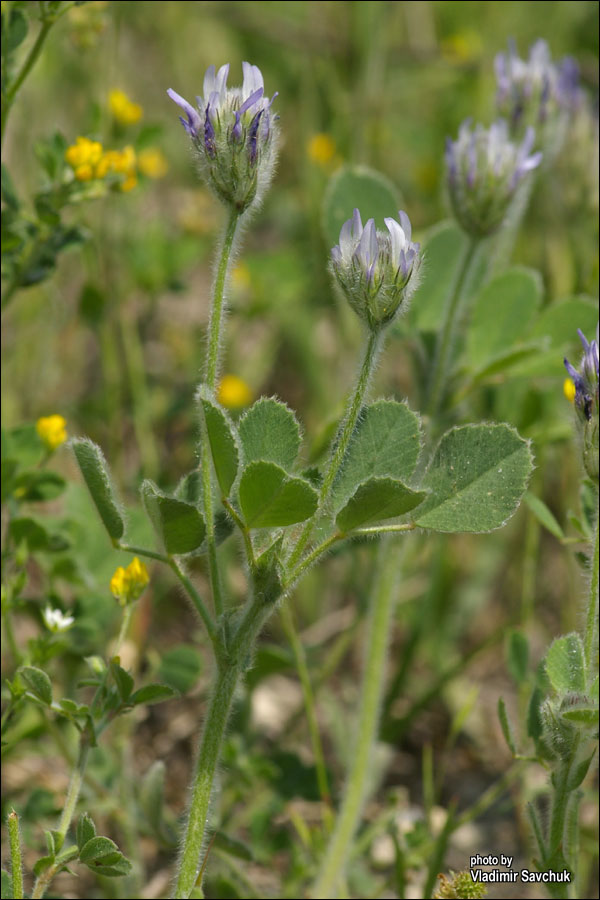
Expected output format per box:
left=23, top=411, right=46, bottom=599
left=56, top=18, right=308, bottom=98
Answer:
left=1, top=2, right=598, bottom=898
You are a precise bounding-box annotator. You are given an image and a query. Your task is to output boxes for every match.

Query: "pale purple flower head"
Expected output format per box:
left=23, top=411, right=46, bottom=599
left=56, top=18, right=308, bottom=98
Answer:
left=331, top=209, right=421, bottom=329
left=168, top=62, right=278, bottom=211
left=445, top=118, right=542, bottom=236
left=495, top=39, right=580, bottom=141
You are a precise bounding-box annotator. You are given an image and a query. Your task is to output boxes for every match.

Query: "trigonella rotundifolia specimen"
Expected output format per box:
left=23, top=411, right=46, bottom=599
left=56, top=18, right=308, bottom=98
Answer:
left=445, top=118, right=542, bottom=237
left=168, top=62, right=278, bottom=212
left=331, top=208, right=421, bottom=330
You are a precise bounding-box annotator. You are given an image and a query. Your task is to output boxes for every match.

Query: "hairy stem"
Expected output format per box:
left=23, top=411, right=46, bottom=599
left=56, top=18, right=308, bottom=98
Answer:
left=200, top=208, right=241, bottom=620
left=8, top=810, right=24, bottom=899
left=311, top=537, right=401, bottom=898
left=288, top=329, right=382, bottom=569
left=584, top=508, right=599, bottom=678
left=425, top=236, right=479, bottom=417
left=172, top=663, right=239, bottom=899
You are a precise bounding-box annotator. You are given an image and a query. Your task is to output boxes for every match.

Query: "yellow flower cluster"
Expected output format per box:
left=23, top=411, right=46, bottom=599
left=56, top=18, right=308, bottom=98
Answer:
left=110, top=557, right=150, bottom=606
left=109, top=89, right=143, bottom=125
left=217, top=374, right=253, bottom=409
left=36, top=415, right=68, bottom=452
left=64, top=136, right=104, bottom=182
left=563, top=377, right=576, bottom=403
left=65, top=138, right=168, bottom=192
left=96, top=144, right=138, bottom=191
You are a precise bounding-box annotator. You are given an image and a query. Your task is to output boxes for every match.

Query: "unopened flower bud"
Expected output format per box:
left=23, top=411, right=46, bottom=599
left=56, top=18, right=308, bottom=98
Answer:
left=168, top=62, right=279, bottom=213
left=330, top=208, right=421, bottom=330
left=564, top=324, right=599, bottom=480
left=445, top=119, right=542, bottom=237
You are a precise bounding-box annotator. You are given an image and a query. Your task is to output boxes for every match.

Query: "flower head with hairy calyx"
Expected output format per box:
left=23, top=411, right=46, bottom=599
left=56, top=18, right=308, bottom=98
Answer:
left=331, top=208, right=421, bottom=330
left=168, top=62, right=279, bottom=212
left=564, top=323, right=599, bottom=480
left=445, top=118, right=542, bottom=236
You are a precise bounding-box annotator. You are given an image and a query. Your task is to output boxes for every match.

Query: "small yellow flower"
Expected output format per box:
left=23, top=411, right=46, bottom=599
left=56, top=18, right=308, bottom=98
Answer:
left=307, top=133, right=337, bottom=167
left=563, top=377, right=576, bottom=403
left=137, top=147, right=169, bottom=179
left=109, top=89, right=143, bottom=125
left=110, top=557, right=150, bottom=606
left=36, top=415, right=68, bottom=452
left=65, top=137, right=104, bottom=181
left=217, top=375, right=253, bottom=409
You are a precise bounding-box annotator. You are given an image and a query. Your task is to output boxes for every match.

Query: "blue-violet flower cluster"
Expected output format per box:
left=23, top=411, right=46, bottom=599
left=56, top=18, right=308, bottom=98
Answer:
left=564, top=325, right=599, bottom=481
left=445, top=119, right=542, bottom=237
left=331, top=209, right=421, bottom=330
left=168, top=62, right=278, bottom=212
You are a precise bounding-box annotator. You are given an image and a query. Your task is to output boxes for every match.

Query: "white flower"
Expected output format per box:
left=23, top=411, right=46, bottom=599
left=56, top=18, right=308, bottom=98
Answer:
left=43, top=606, right=75, bottom=633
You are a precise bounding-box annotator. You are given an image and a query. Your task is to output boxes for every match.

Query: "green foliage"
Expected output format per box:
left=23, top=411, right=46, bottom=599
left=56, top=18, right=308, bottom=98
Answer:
left=323, top=165, right=401, bottom=248
left=239, top=397, right=301, bottom=470
left=141, top=480, right=206, bottom=555
left=524, top=492, right=565, bottom=540
left=17, top=666, right=53, bottom=706
left=415, top=424, right=533, bottom=533
left=71, top=438, right=125, bottom=541
left=199, top=393, right=239, bottom=496
left=238, top=461, right=318, bottom=528
left=545, top=634, right=586, bottom=695
left=467, top=268, right=542, bottom=372
left=78, top=835, right=132, bottom=877
left=332, top=400, right=422, bottom=510
left=506, top=630, right=529, bottom=684
left=497, top=697, right=517, bottom=755
left=336, top=477, right=426, bottom=531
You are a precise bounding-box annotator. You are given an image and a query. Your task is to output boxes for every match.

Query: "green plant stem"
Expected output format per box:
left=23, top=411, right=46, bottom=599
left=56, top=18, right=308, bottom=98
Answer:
left=31, top=601, right=135, bottom=900
left=119, top=312, right=159, bottom=478
left=8, top=810, right=24, bottom=899
left=205, top=209, right=240, bottom=389
left=311, top=537, right=400, bottom=899
left=168, top=558, right=218, bottom=647
left=200, top=208, right=240, bottom=621
left=1, top=604, right=23, bottom=665
left=174, top=584, right=279, bottom=898
left=1, top=12, right=54, bottom=147
left=584, top=509, right=599, bottom=676
left=172, top=663, right=239, bottom=899
left=288, top=329, right=382, bottom=570
left=116, top=543, right=217, bottom=646
left=285, top=532, right=342, bottom=586
left=279, top=603, right=333, bottom=824
left=548, top=735, right=581, bottom=863
left=425, top=236, right=479, bottom=417
left=223, top=497, right=255, bottom=567
left=57, top=740, right=90, bottom=839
